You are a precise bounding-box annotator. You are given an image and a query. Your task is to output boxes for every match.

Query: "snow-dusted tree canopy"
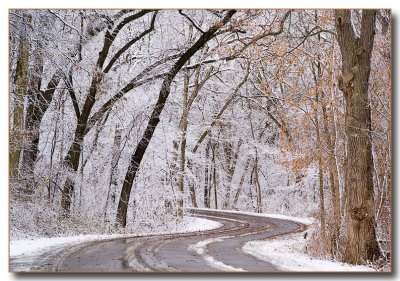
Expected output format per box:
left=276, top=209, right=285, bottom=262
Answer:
left=9, top=9, right=391, bottom=266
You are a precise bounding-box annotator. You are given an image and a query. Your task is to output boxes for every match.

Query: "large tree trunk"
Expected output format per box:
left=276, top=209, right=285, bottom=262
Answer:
left=222, top=141, right=237, bottom=209
left=335, top=9, right=380, bottom=264
left=10, top=15, right=31, bottom=181
left=116, top=11, right=237, bottom=227
left=60, top=128, right=85, bottom=213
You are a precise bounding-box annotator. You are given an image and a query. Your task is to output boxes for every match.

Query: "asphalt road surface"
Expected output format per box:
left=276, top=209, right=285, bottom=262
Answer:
left=11, top=209, right=305, bottom=272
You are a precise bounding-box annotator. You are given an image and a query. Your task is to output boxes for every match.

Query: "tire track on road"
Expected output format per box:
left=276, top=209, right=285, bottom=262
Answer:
left=33, top=209, right=305, bottom=272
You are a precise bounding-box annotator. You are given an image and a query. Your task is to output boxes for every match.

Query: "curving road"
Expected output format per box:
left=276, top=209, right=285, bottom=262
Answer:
left=13, top=209, right=306, bottom=272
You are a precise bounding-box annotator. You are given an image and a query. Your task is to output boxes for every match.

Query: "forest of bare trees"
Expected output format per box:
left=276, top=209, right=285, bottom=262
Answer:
left=9, top=9, right=391, bottom=268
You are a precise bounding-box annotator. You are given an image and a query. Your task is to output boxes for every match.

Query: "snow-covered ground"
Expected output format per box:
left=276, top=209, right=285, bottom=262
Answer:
left=229, top=211, right=376, bottom=273
left=181, top=216, right=222, bottom=233
left=10, top=216, right=222, bottom=271
left=242, top=232, right=375, bottom=272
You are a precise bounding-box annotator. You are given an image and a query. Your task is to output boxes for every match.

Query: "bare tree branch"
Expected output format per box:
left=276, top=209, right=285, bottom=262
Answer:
left=178, top=10, right=204, bottom=33
left=110, top=10, right=154, bottom=39
left=103, top=11, right=158, bottom=73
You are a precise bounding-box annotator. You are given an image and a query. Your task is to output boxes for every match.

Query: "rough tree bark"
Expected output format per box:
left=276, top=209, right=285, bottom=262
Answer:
left=335, top=9, right=380, bottom=264
left=10, top=14, right=31, bottom=181
left=222, top=141, right=241, bottom=209
left=116, top=10, right=237, bottom=227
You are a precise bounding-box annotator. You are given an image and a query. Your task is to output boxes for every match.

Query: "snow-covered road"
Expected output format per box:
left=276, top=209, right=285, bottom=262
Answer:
left=10, top=209, right=374, bottom=272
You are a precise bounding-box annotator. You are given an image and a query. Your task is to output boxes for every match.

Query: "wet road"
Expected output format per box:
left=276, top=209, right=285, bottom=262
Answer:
left=12, top=209, right=305, bottom=272
left=56, top=209, right=304, bottom=272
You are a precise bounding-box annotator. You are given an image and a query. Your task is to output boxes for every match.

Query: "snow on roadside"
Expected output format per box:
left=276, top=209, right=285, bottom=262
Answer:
left=11, top=234, right=127, bottom=258
left=10, top=233, right=131, bottom=272
left=188, top=208, right=374, bottom=272
left=242, top=232, right=375, bottom=272
left=188, top=238, right=246, bottom=272
left=179, top=216, right=222, bottom=233
left=10, top=216, right=222, bottom=259
left=187, top=207, right=313, bottom=225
